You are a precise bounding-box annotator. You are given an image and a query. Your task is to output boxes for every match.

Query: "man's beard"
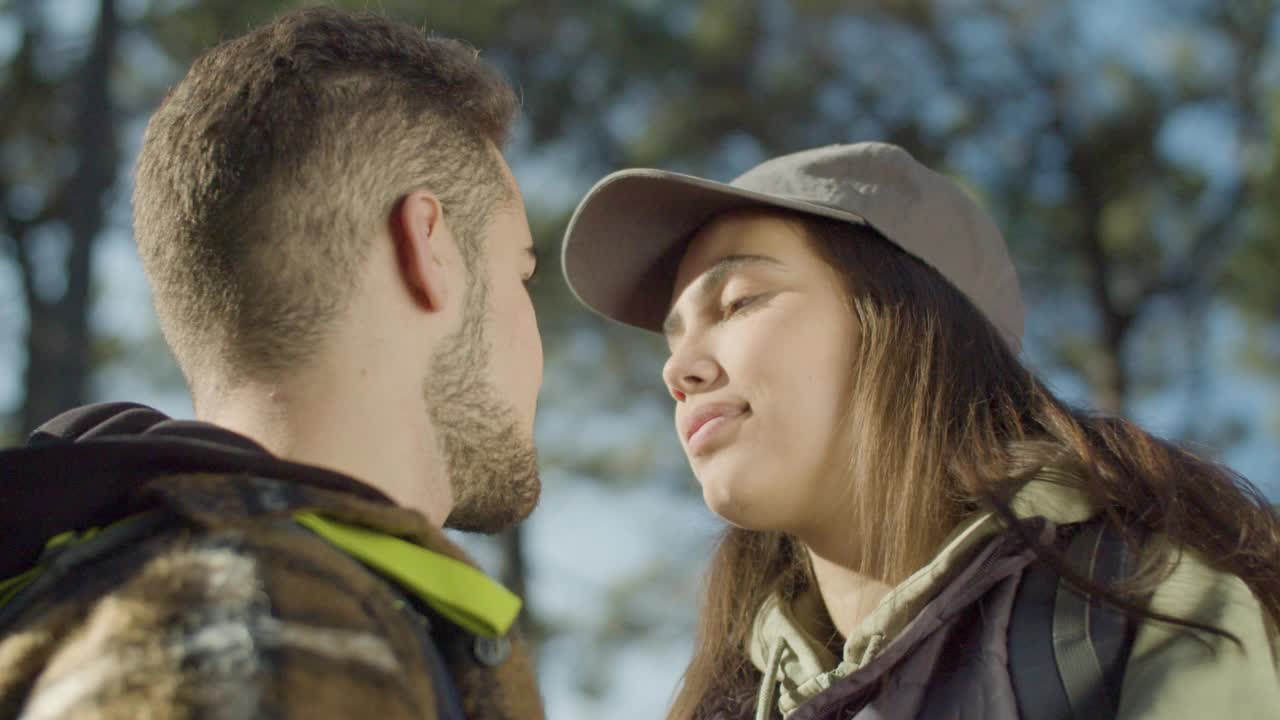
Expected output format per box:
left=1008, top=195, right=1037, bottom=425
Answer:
left=423, top=285, right=540, bottom=534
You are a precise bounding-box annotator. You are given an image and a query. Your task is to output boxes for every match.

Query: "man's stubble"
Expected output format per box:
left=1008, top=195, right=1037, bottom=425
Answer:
left=424, top=274, right=540, bottom=533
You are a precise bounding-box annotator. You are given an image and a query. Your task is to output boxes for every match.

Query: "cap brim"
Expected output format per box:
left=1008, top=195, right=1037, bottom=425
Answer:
left=561, top=168, right=870, bottom=333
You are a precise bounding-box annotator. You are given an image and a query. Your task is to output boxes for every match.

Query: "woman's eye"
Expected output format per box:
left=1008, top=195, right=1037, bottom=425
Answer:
left=723, top=294, right=760, bottom=317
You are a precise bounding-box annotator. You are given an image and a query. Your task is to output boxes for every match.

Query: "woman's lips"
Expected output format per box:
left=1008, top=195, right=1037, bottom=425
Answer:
left=686, top=405, right=749, bottom=455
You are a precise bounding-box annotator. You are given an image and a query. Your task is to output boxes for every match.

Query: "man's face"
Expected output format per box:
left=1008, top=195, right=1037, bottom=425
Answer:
left=480, top=194, right=544, bottom=437
left=425, top=168, right=543, bottom=533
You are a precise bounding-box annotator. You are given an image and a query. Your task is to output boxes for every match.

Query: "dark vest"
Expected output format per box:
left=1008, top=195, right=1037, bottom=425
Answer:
left=711, top=518, right=1139, bottom=720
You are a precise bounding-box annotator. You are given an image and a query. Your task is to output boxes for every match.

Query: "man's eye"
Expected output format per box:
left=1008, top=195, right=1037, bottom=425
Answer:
left=523, top=275, right=538, bottom=289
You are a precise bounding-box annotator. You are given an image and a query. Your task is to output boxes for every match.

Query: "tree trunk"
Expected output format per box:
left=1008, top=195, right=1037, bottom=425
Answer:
left=19, top=0, right=118, bottom=436
left=1082, top=227, right=1129, bottom=416
left=1074, top=181, right=1130, bottom=416
left=498, top=524, right=540, bottom=645
left=498, top=525, right=528, bottom=599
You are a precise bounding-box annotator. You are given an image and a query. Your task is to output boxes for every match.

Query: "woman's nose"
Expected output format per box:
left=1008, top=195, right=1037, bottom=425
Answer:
left=662, top=348, right=721, bottom=402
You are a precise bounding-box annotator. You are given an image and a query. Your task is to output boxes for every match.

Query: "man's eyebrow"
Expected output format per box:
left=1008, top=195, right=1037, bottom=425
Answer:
left=661, top=254, right=784, bottom=337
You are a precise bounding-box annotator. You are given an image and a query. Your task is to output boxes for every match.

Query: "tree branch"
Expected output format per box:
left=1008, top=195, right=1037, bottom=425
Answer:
left=3, top=212, right=41, bottom=314
left=1142, top=180, right=1249, bottom=299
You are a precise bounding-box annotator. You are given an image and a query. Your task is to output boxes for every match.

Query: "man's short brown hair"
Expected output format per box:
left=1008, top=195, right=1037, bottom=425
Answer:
left=133, top=7, right=518, bottom=392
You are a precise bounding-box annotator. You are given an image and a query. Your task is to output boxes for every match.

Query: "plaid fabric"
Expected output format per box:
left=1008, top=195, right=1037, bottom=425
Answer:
left=0, top=472, right=543, bottom=720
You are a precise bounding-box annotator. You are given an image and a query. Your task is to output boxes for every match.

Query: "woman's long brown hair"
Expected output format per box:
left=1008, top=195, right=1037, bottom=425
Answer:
left=667, top=213, right=1280, bottom=720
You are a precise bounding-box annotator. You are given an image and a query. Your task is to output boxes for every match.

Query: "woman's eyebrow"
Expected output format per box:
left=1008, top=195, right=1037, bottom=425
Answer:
left=662, top=254, right=784, bottom=338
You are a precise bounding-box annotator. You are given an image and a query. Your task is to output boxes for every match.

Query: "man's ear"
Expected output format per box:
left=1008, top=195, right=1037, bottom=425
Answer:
left=391, top=190, right=451, bottom=312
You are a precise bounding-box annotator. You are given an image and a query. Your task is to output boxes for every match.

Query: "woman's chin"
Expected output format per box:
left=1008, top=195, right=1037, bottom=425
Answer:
left=700, top=474, right=788, bottom=531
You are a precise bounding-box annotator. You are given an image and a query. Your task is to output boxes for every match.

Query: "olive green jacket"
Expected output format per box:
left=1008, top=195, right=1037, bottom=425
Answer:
left=749, top=474, right=1280, bottom=719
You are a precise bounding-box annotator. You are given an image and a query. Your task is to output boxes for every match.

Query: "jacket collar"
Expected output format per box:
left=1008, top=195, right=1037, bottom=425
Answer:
left=749, top=468, right=1098, bottom=717
left=1, top=402, right=394, bottom=577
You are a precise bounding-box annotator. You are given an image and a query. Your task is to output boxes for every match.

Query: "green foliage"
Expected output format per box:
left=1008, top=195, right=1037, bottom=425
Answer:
left=1221, top=92, right=1280, bottom=433
left=1229, top=94, right=1280, bottom=324
left=1229, top=233, right=1280, bottom=319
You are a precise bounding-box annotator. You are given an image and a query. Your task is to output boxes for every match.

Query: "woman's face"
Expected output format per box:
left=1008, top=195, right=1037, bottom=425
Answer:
left=663, top=210, right=860, bottom=534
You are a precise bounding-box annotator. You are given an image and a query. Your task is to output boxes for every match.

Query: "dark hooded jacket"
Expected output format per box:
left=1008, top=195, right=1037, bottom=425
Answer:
left=0, top=402, right=543, bottom=720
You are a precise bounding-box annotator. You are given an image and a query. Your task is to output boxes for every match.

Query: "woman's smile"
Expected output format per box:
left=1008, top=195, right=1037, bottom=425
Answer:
left=686, top=406, right=751, bottom=456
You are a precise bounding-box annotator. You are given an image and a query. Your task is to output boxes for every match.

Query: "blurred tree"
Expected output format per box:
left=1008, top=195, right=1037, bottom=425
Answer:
left=2, top=0, right=119, bottom=436
left=1227, top=90, right=1280, bottom=434
left=537, top=0, right=1278, bottom=422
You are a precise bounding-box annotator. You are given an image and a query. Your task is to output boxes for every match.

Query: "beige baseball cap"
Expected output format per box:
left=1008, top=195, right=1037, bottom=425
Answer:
left=560, top=142, right=1025, bottom=352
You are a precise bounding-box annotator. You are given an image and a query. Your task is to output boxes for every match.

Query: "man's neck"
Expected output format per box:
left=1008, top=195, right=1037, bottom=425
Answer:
left=198, top=371, right=452, bottom=527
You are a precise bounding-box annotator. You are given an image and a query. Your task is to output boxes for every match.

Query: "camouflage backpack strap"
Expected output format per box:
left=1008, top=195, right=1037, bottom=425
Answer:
left=1009, top=517, right=1145, bottom=720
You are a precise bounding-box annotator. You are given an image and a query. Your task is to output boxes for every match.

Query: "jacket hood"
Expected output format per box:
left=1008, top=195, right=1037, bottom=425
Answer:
left=1, top=402, right=393, bottom=578
left=748, top=469, right=1097, bottom=718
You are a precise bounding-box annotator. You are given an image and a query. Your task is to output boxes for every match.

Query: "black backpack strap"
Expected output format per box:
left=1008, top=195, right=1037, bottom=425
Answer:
left=382, top=584, right=469, bottom=720
left=0, top=511, right=172, bottom=635
left=1010, top=518, right=1141, bottom=720
left=1051, top=520, right=1135, bottom=718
